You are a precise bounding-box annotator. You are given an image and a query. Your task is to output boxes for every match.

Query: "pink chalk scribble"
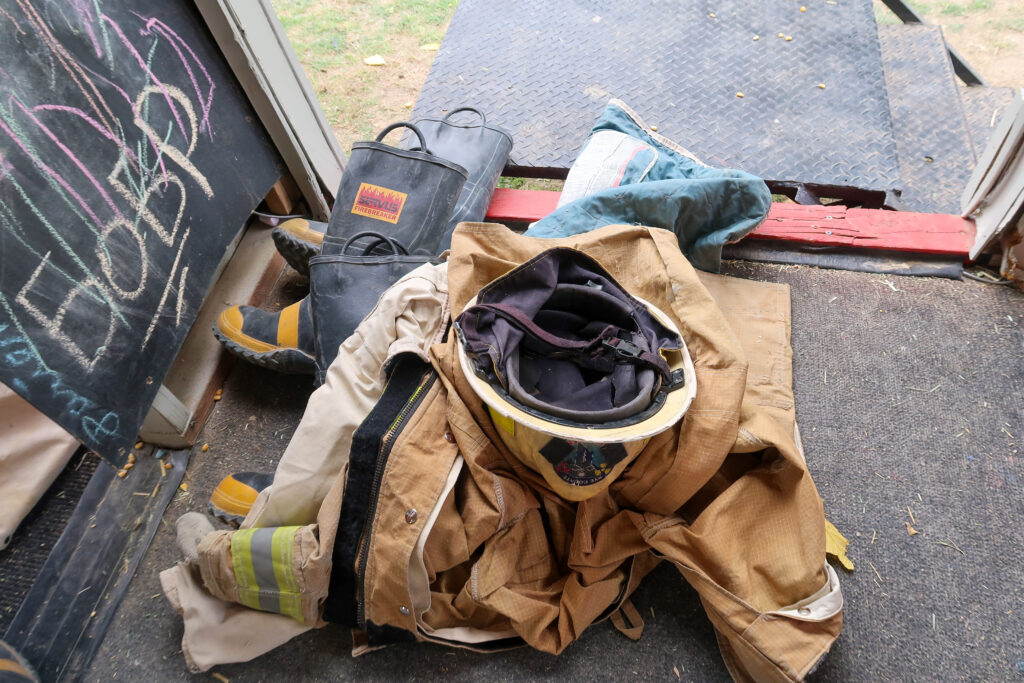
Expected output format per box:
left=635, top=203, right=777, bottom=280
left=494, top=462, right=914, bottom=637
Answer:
left=101, top=12, right=189, bottom=145
left=75, top=66, right=171, bottom=183
left=137, top=14, right=216, bottom=141
left=12, top=96, right=132, bottom=226
left=68, top=0, right=103, bottom=58
left=0, top=152, right=14, bottom=183
left=0, top=110, right=111, bottom=232
left=32, top=104, right=142, bottom=168
left=14, top=0, right=121, bottom=144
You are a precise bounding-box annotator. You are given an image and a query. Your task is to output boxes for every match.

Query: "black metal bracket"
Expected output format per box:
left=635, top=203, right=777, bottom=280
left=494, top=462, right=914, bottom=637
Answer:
left=604, top=338, right=644, bottom=360
left=768, top=181, right=889, bottom=209
left=4, top=449, right=189, bottom=682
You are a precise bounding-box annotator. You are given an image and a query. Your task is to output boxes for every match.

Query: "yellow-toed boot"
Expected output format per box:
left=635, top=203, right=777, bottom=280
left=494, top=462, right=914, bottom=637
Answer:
left=213, top=297, right=315, bottom=374
left=271, top=218, right=325, bottom=276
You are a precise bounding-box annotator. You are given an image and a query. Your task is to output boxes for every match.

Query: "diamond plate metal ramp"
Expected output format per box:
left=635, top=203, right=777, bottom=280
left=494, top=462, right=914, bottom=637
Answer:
left=415, top=0, right=901, bottom=192
left=878, top=24, right=976, bottom=214
left=959, top=85, right=1016, bottom=159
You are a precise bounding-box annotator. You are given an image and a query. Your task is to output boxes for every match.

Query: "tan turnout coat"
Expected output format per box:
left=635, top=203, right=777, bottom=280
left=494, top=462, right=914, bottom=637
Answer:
left=165, top=224, right=842, bottom=681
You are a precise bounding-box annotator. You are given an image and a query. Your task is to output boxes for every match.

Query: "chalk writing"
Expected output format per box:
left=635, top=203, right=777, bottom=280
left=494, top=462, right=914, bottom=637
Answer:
left=0, top=321, right=121, bottom=445
left=0, top=0, right=280, bottom=463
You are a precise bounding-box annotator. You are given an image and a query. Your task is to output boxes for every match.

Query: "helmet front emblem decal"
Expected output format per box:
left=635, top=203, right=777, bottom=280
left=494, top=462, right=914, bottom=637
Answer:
left=539, top=439, right=628, bottom=487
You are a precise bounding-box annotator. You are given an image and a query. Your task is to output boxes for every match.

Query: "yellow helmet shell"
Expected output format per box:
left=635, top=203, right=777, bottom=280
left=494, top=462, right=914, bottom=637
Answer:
left=458, top=295, right=696, bottom=501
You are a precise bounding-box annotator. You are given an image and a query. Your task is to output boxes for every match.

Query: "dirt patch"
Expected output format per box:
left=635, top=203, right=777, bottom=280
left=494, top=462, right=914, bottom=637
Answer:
left=878, top=0, right=1024, bottom=87
left=941, top=5, right=1024, bottom=87
left=321, top=40, right=438, bottom=152
left=271, top=0, right=455, bottom=153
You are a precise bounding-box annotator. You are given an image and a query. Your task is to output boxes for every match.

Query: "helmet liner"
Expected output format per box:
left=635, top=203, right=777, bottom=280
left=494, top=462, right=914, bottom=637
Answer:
left=454, top=247, right=698, bottom=500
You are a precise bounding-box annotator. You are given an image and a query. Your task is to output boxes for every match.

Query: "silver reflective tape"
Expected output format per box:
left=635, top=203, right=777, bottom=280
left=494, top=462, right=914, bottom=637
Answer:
left=250, top=527, right=282, bottom=614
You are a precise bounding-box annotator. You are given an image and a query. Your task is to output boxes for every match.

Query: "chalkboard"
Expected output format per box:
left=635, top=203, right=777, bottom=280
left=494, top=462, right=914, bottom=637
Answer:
left=0, top=0, right=282, bottom=465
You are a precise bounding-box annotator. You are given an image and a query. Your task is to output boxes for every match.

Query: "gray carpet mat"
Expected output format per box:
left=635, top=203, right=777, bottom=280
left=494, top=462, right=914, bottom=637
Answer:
left=0, top=450, right=98, bottom=635
left=85, top=263, right=1023, bottom=681
left=722, top=261, right=1023, bottom=681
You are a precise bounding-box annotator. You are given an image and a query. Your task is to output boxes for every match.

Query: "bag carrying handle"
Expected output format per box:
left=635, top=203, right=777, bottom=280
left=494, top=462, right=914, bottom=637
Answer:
left=443, top=107, right=486, bottom=125
left=342, top=231, right=409, bottom=257
left=376, top=122, right=430, bottom=155
left=358, top=236, right=408, bottom=256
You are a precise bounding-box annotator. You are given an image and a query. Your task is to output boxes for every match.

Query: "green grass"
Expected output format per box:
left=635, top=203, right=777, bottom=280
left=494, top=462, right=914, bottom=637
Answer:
left=273, top=1, right=345, bottom=72
left=271, top=0, right=457, bottom=144
left=872, top=0, right=903, bottom=25
left=498, top=177, right=565, bottom=192
left=497, top=177, right=529, bottom=190
left=394, top=0, right=459, bottom=41
left=987, top=16, right=1024, bottom=31
left=273, top=0, right=454, bottom=69
left=895, top=0, right=987, bottom=16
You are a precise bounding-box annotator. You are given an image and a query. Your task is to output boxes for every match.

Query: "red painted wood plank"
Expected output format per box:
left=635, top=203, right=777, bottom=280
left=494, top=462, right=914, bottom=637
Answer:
left=753, top=205, right=975, bottom=256
left=483, top=187, right=976, bottom=257
left=486, top=187, right=559, bottom=222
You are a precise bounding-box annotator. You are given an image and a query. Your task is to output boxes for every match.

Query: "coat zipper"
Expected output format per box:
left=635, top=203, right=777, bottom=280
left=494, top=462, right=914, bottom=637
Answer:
left=355, top=370, right=436, bottom=629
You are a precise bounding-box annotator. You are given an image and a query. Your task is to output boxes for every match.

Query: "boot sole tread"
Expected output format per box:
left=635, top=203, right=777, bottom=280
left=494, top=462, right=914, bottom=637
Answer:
left=272, top=229, right=321, bottom=276
left=213, top=328, right=316, bottom=375
left=207, top=501, right=245, bottom=528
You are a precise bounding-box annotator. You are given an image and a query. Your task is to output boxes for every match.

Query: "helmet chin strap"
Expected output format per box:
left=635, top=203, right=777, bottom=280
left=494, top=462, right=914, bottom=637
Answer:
left=464, top=302, right=679, bottom=385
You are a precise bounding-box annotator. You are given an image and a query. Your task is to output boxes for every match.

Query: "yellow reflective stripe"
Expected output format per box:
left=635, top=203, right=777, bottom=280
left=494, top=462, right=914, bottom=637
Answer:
left=230, top=528, right=262, bottom=612
left=271, top=526, right=303, bottom=621
left=230, top=526, right=306, bottom=621
left=277, top=301, right=301, bottom=349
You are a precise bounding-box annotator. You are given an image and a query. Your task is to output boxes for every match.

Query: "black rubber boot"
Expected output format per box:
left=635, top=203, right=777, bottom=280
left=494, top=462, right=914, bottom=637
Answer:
left=309, top=233, right=432, bottom=384
left=412, top=107, right=513, bottom=250
left=213, top=297, right=316, bottom=374
left=318, top=122, right=468, bottom=257
left=310, top=123, right=467, bottom=381
left=273, top=111, right=511, bottom=270
left=271, top=218, right=326, bottom=276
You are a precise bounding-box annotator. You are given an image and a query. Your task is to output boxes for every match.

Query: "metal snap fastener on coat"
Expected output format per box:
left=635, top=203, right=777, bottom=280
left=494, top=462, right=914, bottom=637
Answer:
left=399, top=605, right=410, bottom=616
left=444, top=430, right=455, bottom=443
left=405, top=509, right=418, bottom=524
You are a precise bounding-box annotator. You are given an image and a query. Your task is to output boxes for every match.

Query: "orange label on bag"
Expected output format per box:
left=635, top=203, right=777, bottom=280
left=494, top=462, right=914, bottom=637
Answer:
left=351, top=182, right=407, bottom=224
